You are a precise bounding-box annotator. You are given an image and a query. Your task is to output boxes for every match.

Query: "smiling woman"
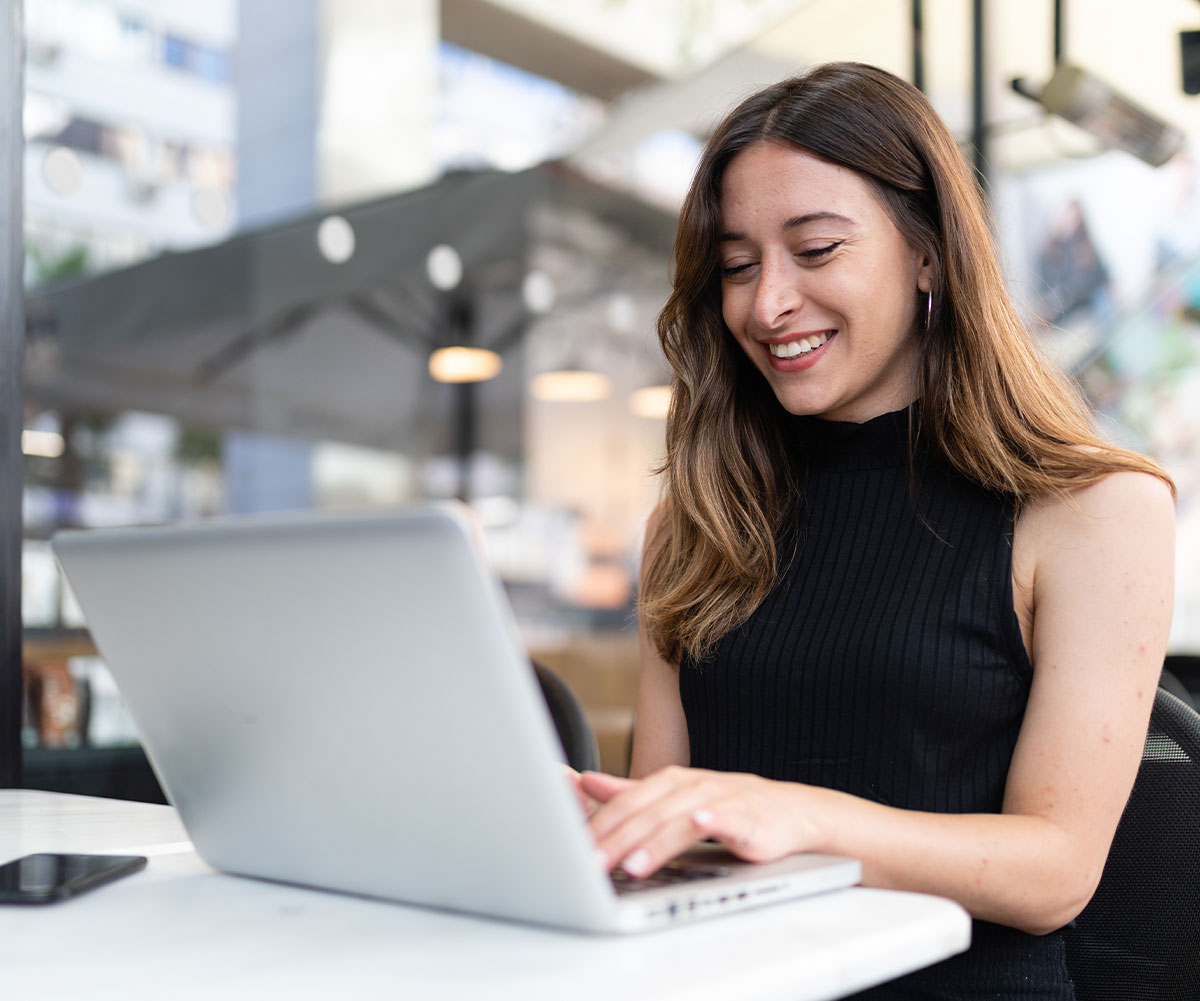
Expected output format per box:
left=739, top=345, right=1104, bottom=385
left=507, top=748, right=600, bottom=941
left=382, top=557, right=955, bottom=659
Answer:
left=578, top=63, right=1177, bottom=1001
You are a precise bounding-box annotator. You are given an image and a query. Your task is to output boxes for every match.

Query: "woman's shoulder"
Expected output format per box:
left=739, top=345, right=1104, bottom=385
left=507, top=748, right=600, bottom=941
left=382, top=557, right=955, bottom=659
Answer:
left=1024, top=468, right=1173, bottom=530
left=1015, top=469, right=1174, bottom=585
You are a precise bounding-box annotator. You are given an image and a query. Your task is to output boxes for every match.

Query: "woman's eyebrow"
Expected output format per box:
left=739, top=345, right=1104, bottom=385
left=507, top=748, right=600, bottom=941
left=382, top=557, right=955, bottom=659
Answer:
left=720, top=211, right=856, bottom=242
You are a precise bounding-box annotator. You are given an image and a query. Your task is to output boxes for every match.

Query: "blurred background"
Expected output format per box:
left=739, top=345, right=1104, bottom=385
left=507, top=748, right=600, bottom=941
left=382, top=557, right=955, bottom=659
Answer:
left=12, top=0, right=1200, bottom=798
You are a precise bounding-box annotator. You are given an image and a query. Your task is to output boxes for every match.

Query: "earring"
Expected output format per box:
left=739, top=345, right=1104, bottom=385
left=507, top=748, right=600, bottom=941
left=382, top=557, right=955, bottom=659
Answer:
left=924, top=290, right=932, bottom=331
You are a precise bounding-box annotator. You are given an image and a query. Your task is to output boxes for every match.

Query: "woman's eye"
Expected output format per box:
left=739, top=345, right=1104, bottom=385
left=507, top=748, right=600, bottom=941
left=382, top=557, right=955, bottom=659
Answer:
left=799, top=241, right=842, bottom=260
left=720, top=242, right=840, bottom=277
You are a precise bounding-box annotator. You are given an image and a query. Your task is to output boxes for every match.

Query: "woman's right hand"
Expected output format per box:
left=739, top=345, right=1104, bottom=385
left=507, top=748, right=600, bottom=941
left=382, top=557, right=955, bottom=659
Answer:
left=564, top=765, right=601, bottom=817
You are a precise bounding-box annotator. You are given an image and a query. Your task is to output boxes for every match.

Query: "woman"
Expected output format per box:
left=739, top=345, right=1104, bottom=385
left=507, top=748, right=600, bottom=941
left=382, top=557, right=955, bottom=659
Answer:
left=578, top=63, right=1175, bottom=999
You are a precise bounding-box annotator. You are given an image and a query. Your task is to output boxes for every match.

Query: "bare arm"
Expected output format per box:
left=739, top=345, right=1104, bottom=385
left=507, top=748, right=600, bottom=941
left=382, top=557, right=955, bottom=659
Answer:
left=628, top=506, right=690, bottom=778
left=584, top=471, right=1174, bottom=935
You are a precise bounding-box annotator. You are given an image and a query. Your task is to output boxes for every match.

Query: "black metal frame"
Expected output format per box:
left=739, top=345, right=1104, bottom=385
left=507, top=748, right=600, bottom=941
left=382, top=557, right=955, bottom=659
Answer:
left=912, top=0, right=925, bottom=93
left=0, top=0, right=24, bottom=789
left=971, top=0, right=989, bottom=191
left=1054, top=0, right=1064, bottom=63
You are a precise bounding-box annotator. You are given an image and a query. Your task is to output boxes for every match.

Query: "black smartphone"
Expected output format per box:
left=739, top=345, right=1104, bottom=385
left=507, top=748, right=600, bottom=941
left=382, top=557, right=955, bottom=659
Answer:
left=0, top=853, right=147, bottom=904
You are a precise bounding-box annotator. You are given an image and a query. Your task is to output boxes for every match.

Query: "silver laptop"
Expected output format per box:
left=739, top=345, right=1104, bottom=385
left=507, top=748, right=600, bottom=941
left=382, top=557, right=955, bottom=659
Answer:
left=51, top=505, right=860, bottom=933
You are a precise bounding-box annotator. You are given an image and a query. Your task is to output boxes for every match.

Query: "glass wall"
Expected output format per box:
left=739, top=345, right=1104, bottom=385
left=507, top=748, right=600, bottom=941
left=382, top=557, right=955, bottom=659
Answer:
left=16, top=0, right=1200, bottom=794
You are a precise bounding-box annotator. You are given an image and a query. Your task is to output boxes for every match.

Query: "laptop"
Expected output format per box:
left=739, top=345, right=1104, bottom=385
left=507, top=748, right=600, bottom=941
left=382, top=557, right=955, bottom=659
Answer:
left=51, top=505, right=860, bottom=933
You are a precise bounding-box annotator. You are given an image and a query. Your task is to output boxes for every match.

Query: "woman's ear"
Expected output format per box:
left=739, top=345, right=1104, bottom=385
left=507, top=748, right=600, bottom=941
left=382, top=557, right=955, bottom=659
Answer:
left=916, top=253, right=934, bottom=294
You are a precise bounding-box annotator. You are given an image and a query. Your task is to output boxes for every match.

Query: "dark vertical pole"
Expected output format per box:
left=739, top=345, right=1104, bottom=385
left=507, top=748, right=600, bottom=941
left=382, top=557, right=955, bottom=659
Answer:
left=447, top=295, right=476, bottom=504
left=0, top=0, right=25, bottom=789
left=1053, top=0, right=1064, bottom=64
left=971, top=0, right=989, bottom=195
left=912, top=0, right=925, bottom=92
left=454, top=382, right=475, bottom=503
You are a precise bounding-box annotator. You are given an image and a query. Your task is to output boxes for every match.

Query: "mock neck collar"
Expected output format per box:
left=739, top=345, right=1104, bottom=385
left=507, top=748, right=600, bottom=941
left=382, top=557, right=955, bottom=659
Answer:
left=787, top=404, right=920, bottom=471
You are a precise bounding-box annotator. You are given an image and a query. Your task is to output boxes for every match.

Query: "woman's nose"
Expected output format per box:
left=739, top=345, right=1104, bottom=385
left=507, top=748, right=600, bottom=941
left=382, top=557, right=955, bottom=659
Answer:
left=752, top=260, right=802, bottom=329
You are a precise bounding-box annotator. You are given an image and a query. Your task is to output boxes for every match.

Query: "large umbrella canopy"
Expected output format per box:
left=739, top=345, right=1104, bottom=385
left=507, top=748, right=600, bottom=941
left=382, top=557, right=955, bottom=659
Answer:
left=24, top=168, right=546, bottom=457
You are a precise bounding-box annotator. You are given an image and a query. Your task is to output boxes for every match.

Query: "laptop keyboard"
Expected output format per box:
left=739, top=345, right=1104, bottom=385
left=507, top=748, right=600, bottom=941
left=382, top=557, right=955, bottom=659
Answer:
left=610, top=859, right=734, bottom=893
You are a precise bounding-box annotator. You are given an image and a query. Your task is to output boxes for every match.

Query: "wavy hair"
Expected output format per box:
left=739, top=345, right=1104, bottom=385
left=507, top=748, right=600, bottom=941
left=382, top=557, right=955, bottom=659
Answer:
left=642, top=61, right=1173, bottom=666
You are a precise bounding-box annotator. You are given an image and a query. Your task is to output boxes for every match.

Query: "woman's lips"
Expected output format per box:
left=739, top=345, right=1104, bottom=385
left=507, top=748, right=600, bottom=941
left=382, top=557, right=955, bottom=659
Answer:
left=764, top=331, right=835, bottom=371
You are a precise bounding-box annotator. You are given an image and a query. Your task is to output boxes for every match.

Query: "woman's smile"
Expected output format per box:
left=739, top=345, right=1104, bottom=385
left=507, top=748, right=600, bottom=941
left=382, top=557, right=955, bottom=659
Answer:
left=763, top=330, right=835, bottom=369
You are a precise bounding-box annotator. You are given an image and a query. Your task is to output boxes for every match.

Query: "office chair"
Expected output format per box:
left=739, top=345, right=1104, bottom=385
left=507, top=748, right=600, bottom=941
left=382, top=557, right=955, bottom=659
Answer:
left=1063, top=686, right=1200, bottom=1000
left=533, top=661, right=601, bottom=773
left=1163, top=654, right=1200, bottom=707
left=1159, top=667, right=1196, bottom=709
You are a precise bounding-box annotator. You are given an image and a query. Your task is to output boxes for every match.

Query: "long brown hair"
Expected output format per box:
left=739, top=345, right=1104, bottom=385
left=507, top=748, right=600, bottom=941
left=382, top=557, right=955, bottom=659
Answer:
left=642, top=61, right=1173, bottom=666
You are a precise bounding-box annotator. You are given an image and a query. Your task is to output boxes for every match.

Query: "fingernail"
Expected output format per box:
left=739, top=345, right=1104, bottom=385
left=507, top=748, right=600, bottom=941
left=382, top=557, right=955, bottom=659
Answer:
left=623, top=849, right=651, bottom=877
left=594, top=848, right=610, bottom=870
left=692, top=809, right=715, bottom=827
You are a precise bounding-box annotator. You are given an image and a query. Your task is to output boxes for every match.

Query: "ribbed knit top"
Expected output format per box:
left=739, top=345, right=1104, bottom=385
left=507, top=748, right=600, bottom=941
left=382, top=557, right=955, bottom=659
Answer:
left=678, top=406, right=1074, bottom=1000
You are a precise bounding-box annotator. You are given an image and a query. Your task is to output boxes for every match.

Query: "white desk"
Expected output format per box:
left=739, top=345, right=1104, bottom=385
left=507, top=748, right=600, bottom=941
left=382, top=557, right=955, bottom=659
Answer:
left=1, top=791, right=970, bottom=1001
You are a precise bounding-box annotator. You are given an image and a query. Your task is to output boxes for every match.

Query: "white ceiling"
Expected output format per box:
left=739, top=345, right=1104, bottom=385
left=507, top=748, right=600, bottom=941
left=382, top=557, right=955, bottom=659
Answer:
left=454, top=0, right=1200, bottom=176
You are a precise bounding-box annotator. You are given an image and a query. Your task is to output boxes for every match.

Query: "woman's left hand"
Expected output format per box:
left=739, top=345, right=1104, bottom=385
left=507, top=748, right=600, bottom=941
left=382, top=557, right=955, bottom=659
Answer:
left=579, top=765, right=820, bottom=878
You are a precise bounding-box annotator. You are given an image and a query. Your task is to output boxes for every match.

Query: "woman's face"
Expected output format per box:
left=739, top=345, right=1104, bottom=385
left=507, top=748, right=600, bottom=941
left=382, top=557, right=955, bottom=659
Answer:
left=718, top=142, right=931, bottom=423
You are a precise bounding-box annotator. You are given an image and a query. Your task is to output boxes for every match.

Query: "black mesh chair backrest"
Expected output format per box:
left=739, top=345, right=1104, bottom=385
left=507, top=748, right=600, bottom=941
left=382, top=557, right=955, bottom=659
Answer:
left=1063, top=688, right=1200, bottom=1000
left=1164, top=654, right=1200, bottom=706
left=532, top=661, right=600, bottom=774
left=1160, top=665, right=1197, bottom=709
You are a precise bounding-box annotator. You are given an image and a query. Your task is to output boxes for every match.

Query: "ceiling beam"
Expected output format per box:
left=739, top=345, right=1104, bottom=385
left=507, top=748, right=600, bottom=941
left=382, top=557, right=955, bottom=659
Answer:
left=440, top=0, right=659, bottom=100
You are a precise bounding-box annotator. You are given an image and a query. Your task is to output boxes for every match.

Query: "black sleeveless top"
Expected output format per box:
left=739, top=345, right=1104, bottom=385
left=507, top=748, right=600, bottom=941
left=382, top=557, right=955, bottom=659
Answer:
left=678, top=407, right=1075, bottom=1001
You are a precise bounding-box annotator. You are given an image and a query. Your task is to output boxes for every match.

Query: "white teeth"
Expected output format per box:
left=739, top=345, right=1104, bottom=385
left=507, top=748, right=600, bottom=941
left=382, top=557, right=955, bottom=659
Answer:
left=769, top=332, right=829, bottom=358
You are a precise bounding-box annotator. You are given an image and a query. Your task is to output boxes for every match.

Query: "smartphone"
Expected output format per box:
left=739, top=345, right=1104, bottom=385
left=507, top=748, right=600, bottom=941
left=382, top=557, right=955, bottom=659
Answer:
left=0, top=853, right=147, bottom=904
